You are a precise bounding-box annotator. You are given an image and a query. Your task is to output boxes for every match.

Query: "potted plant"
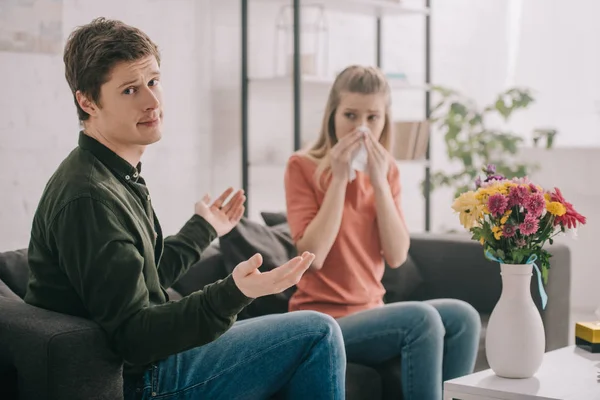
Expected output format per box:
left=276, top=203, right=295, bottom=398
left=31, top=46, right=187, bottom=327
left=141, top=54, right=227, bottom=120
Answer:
left=451, top=165, right=586, bottom=378
left=427, top=86, right=557, bottom=199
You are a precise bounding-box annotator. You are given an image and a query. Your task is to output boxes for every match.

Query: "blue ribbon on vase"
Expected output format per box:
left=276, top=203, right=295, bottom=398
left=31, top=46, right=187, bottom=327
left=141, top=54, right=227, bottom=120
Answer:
left=484, top=250, right=548, bottom=310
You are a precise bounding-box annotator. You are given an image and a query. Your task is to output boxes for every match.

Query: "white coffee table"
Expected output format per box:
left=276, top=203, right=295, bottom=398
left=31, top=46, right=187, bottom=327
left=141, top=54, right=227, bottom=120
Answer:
left=444, top=345, right=600, bottom=400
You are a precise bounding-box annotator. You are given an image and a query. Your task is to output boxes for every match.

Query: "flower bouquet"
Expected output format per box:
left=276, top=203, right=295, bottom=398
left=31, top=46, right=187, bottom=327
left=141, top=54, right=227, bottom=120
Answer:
left=452, top=164, right=586, bottom=378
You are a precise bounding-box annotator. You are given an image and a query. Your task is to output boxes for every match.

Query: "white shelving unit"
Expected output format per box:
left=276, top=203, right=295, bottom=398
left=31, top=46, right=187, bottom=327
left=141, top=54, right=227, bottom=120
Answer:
left=240, top=0, right=433, bottom=230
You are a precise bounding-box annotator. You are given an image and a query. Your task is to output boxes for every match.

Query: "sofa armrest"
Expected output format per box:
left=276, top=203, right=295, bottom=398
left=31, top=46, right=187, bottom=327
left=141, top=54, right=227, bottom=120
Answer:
left=0, top=298, right=124, bottom=400
left=407, top=233, right=571, bottom=350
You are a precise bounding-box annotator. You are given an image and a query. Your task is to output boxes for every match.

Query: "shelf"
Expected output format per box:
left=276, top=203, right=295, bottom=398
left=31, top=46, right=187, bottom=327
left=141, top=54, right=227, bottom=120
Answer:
left=250, top=75, right=430, bottom=91
left=253, top=0, right=430, bottom=17
left=247, top=158, right=430, bottom=168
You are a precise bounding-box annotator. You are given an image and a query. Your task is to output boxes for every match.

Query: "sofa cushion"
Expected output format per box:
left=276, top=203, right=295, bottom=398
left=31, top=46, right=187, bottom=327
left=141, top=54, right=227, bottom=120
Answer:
left=381, top=254, right=424, bottom=304
left=0, top=249, right=29, bottom=299
left=171, top=243, right=227, bottom=297
left=219, top=218, right=297, bottom=319
left=346, top=363, right=382, bottom=400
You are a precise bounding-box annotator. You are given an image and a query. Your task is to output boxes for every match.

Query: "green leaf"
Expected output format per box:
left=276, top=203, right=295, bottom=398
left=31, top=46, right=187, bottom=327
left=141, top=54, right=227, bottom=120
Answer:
left=542, top=265, right=549, bottom=285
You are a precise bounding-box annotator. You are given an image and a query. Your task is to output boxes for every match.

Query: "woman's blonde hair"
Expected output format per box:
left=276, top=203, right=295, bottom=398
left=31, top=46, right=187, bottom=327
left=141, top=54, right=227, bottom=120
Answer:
left=306, top=65, right=393, bottom=190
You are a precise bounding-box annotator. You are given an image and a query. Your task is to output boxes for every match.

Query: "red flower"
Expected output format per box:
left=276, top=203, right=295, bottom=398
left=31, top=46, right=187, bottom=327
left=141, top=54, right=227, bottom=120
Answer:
left=502, top=224, right=517, bottom=238
left=519, top=215, right=539, bottom=236
left=508, top=185, right=528, bottom=207
left=487, top=193, right=508, bottom=217
left=524, top=192, right=546, bottom=217
left=550, top=187, right=586, bottom=229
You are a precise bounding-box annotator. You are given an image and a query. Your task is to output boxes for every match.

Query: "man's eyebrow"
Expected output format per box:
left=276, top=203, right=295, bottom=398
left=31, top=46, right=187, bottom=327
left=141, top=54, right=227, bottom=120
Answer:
left=118, top=70, right=161, bottom=89
left=118, top=79, right=139, bottom=89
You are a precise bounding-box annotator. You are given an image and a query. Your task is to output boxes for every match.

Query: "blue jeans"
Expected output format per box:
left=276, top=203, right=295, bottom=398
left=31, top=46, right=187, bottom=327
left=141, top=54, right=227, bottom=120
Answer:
left=123, top=311, right=346, bottom=400
left=337, top=299, right=481, bottom=400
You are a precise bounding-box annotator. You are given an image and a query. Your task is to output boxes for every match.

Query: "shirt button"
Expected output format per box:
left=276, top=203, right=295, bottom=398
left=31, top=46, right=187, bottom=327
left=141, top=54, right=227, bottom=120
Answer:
left=125, top=175, right=130, bottom=180
left=133, top=172, right=139, bottom=178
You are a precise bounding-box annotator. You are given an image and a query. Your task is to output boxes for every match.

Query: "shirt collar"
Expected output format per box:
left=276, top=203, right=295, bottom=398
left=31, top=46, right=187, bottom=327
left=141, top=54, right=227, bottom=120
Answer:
left=78, top=131, right=142, bottom=183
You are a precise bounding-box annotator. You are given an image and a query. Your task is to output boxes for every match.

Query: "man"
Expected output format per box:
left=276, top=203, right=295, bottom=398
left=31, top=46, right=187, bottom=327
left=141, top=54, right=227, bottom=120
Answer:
left=25, top=17, right=345, bottom=399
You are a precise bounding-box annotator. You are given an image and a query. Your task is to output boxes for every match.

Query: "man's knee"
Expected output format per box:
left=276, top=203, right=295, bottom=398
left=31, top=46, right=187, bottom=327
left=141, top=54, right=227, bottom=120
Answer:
left=286, top=310, right=342, bottom=336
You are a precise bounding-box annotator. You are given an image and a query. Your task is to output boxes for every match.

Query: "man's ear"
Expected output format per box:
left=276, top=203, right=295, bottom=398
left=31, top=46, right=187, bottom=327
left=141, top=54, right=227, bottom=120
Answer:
left=76, top=90, right=99, bottom=117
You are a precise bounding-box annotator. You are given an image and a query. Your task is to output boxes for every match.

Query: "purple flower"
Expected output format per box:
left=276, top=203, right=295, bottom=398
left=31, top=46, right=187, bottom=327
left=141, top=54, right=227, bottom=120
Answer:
left=487, top=193, right=508, bottom=216
left=475, top=176, right=482, bottom=188
left=484, top=174, right=506, bottom=183
left=485, top=164, right=496, bottom=175
left=519, top=215, right=539, bottom=236
left=515, top=238, right=527, bottom=248
left=524, top=193, right=546, bottom=217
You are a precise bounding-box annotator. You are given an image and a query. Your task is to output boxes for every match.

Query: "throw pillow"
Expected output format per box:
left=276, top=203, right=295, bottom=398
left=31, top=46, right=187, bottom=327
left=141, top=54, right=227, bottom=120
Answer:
left=171, top=243, right=228, bottom=297
left=381, top=254, right=424, bottom=304
left=219, top=217, right=297, bottom=319
left=260, top=211, right=288, bottom=227
left=0, top=249, right=29, bottom=299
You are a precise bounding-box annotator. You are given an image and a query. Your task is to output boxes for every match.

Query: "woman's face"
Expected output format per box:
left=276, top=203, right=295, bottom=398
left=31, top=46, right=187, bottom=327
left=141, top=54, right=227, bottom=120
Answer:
left=333, top=92, right=386, bottom=141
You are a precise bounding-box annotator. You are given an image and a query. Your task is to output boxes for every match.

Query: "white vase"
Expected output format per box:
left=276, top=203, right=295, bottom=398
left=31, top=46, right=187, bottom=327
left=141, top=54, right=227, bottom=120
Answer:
left=485, top=263, right=546, bottom=378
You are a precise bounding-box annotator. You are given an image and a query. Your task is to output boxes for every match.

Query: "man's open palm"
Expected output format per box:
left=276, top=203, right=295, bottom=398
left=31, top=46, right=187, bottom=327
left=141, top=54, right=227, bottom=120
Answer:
left=195, top=188, right=245, bottom=237
left=233, top=252, right=315, bottom=299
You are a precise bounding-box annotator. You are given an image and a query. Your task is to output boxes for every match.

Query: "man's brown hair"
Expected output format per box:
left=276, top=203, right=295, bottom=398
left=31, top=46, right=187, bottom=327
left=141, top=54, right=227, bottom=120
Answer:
left=63, top=17, right=161, bottom=121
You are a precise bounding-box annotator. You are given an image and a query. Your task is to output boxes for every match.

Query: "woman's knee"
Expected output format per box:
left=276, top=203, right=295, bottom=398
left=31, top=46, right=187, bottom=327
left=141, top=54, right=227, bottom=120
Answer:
left=377, top=302, right=445, bottom=340
left=428, top=299, right=482, bottom=336
left=408, top=302, right=445, bottom=338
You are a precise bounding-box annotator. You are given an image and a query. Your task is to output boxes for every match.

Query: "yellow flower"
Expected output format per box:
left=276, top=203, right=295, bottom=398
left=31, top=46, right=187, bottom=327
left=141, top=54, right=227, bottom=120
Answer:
left=452, top=191, right=484, bottom=229
left=546, top=201, right=566, bottom=216
left=479, top=237, right=485, bottom=245
left=500, top=210, right=512, bottom=225
left=544, top=193, right=551, bottom=202
left=492, top=225, right=503, bottom=240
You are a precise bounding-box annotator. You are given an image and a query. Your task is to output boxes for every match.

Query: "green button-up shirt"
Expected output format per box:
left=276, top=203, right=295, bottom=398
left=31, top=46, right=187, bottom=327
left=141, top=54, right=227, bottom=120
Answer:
left=25, top=132, right=252, bottom=375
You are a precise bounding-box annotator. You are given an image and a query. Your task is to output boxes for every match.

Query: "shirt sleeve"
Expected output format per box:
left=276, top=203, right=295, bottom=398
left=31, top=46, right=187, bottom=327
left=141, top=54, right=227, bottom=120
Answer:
left=158, top=215, right=217, bottom=289
left=51, top=196, right=252, bottom=366
left=284, top=155, right=320, bottom=243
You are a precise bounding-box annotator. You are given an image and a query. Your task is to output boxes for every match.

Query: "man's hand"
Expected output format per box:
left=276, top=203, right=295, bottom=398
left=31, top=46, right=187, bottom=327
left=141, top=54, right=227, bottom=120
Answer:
left=232, top=252, right=315, bottom=299
left=195, top=188, right=245, bottom=237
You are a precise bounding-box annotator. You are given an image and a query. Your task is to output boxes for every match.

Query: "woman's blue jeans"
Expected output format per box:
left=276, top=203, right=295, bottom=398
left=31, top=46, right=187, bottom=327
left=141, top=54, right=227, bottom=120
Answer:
left=337, top=299, right=481, bottom=400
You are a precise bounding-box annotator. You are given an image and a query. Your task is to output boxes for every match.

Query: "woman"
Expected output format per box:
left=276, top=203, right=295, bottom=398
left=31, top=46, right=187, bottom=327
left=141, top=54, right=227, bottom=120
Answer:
left=284, top=65, right=481, bottom=400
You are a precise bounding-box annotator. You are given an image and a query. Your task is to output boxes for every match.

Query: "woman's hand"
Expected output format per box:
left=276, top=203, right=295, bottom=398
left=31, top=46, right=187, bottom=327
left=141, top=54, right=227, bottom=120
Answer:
left=330, top=129, right=364, bottom=182
left=365, top=132, right=390, bottom=189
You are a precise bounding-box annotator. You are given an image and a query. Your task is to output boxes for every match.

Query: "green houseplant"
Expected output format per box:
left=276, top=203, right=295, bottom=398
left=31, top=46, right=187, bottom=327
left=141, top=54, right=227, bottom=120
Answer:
left=427, top=86, right=557, bottom=198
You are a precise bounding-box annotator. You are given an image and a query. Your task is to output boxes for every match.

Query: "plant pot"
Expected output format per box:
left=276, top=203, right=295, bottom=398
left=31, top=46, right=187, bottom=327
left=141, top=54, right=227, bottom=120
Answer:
left=485, top=263, right=546, bottom=378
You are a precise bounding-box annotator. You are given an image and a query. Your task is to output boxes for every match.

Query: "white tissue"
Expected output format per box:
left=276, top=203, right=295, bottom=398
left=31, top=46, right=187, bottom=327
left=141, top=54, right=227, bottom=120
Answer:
left=348, top=126, right=369, bottom=182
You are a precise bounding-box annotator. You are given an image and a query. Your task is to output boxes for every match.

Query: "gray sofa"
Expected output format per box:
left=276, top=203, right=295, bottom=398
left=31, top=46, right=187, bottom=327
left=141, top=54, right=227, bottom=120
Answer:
left=0, top=218, right=571, bottom=400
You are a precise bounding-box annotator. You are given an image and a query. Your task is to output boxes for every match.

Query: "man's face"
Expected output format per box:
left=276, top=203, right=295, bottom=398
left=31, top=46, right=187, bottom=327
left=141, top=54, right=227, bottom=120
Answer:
left=80, top=55, right=163, bottom=147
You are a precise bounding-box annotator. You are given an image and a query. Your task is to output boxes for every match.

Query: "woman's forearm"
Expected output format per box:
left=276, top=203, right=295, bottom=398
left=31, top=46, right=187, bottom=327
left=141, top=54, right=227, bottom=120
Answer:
left=296, top=177, right=347, bottom=269
left=373, top=184, right=410, bottom=268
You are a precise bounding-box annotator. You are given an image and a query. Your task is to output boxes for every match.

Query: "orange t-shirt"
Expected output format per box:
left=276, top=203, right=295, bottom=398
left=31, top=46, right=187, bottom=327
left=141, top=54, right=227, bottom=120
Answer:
left=284, top=153, right=404, bottom=319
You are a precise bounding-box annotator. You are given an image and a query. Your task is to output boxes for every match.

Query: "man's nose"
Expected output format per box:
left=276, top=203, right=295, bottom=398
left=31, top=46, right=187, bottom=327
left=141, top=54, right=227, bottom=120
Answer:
left=141, top=86, right=160, bottom=110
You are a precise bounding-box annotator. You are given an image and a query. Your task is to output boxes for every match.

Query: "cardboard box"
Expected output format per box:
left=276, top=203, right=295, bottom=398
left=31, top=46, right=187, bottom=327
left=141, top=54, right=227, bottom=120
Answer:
left=391, top=121, right=430, bottom=161
left=575, top=322, right=600, bottom=353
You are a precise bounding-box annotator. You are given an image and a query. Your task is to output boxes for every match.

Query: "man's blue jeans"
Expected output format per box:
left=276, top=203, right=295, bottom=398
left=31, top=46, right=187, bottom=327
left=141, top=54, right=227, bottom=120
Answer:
left=123, top=311, right=346, bottom=400
left=337, top=299, right=481, bottom=400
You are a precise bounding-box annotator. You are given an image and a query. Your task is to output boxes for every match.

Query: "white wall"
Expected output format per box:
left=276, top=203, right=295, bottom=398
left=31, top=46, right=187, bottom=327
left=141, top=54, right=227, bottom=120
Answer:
left=0, top=0, right=213, bottom=251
